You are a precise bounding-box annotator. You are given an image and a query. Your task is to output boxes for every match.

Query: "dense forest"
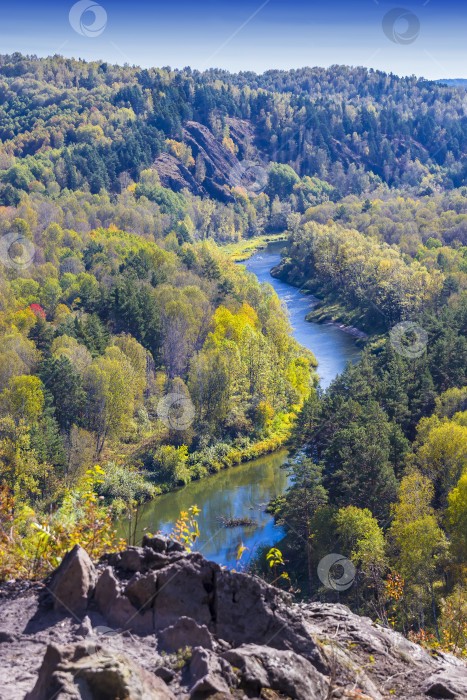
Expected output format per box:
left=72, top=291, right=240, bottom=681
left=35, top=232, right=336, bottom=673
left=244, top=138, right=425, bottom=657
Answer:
left=0, top=53, right=466, bottom=658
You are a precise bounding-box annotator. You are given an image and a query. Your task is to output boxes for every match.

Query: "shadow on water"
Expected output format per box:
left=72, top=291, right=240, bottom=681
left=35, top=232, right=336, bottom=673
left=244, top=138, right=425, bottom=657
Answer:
left=126, top=243, right=361, bottom=568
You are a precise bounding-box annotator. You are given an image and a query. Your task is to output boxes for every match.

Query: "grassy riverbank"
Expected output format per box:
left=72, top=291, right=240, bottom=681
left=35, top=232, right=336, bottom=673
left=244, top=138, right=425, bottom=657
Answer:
left=117, top=407, right=299, bottom=499
left=221, top=233, right=288, bottom=262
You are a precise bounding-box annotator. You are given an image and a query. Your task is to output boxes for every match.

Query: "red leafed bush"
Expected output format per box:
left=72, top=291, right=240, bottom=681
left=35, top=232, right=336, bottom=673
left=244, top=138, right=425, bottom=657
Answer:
left=29, top=304, right=46, bottom=320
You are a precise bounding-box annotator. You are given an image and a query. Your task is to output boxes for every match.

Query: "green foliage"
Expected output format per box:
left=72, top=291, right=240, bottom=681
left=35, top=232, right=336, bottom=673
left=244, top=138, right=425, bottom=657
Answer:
left=447, top=470, right=467, bottom=564
left=267, top=163, right=300, bottom=199
left=149, top=445, right=190, bottom=488
left=335, top=506, right=387, bottom=593
left=96, top=461, right=159, bottom=504
left=0, top=466, right=125, bottom=581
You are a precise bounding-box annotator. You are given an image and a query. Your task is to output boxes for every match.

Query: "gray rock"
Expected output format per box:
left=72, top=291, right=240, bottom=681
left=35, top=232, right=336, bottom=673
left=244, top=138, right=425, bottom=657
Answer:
left=423, top=666, right=467, bottom=698
left=223, top=643, right=328, bottom=698
left=143, top=548, right=180, bottom=570
left=124, top=571, right=158, bottom=610
left=152, top=153, right=204, bottom=197
left=189, top=647, right=234, bottom=698
left=76, top=616, right=92, bottom=638
left=107, top=543, right=186, bottom=573
left=94, top=566, right=119, bottom=616
left=142, top=534, right=169, bottom=552
left=94, top=566, right=154, bottom=633
left=49, top=545, right=96, bottom=616
left=5, top=544, right=467, bottom=700
left=167, top=540, right=186, bottom=553
left=153, top=120, right=241, bottom=204
left=24, top=642, right=176, bottom=700
left=0, top=630, right=16, bottom=643
left=159, top=616, right=213, bottom=652
left=155, top=666, right=175, bottom=683
left=117, top=546, right=144, bottom=572
left=154, top=553, right=218, bottom=629
left=214, top=569, right=326, bottom=671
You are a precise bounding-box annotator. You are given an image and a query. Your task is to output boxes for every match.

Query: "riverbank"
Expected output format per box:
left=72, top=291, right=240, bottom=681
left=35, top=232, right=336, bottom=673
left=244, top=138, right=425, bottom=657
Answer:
left=271, top=261, right=381, bottom=339
left=305, top=299, right=370, bottom=341
left=221, top=233, right=287, bottom=261
left=126, top=409, right=296, bottom=496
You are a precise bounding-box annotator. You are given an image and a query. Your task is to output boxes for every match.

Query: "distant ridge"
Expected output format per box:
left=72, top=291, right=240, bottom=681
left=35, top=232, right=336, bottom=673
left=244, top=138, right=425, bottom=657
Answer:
left=437, top=78, right=467, bottom=88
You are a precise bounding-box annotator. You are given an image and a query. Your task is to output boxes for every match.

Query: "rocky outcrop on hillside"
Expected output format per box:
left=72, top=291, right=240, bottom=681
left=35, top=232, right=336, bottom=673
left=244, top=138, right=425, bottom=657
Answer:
left=152, top=152, right=205, bottom=197
left=153, top=119, right=263, bottom=203
left=1, top=537, right=467, bottom=699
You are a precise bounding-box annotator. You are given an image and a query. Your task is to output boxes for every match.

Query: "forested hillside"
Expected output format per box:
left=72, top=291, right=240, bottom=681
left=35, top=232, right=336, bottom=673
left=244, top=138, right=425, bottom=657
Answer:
left=1, top=54, right=467, bottom=202
left=0, top=53, right=466, bottom=661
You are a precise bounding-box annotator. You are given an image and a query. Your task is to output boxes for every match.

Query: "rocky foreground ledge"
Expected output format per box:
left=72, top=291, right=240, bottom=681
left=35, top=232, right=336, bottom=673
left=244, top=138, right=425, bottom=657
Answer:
left=1, top=537, right=466, bottom=699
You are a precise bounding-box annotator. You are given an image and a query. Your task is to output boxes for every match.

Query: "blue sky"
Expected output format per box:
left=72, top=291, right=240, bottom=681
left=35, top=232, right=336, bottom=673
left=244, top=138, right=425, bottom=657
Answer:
left=1, top=0, right=465, bottom=79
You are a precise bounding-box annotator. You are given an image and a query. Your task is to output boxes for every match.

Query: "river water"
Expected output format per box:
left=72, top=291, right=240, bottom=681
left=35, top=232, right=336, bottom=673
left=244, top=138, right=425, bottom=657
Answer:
left=129, top=244, right=361, bottom=567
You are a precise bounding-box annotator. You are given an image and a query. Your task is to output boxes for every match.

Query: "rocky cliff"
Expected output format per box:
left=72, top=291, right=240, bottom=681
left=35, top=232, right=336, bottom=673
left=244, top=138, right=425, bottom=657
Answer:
left=153, top=119, right=261, bottom=202
left=1, top=538, right=466, bottom=699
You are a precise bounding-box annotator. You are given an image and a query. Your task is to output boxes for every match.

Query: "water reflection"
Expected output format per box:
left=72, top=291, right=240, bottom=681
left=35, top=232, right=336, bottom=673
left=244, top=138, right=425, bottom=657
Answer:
left=126, top=449, right=290, bottom=569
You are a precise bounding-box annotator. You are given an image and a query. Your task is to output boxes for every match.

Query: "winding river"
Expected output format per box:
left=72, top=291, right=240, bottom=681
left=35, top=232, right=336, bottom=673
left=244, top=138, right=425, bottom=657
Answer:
left=129, top=244, right=361, bottom=567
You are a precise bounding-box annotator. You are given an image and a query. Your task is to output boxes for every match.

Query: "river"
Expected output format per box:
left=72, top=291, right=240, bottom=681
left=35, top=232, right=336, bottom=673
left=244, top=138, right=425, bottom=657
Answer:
left=128, top=244, right=361, bottom=567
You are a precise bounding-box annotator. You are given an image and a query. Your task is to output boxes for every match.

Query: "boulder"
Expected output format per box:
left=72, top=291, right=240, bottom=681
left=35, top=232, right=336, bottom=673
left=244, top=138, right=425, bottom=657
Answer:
left=124, top=571, right=158, bottom=610
left=114, top=546, right=144, bottom=572
left=154, top=553, right=218, bottom=629
left=423, top=666, right=467, bottom=698
left=223, top=643, right=328, bottom=699
left=189, top=647, right=235, bottom=698
left=94, top=566, right=154, bottom=634
left=108, top=543, right=187, bottom=573
left=49, top=545, right=96, bottom=616
left=159, top=616, right=213, bottom=652
left=214, top=569, right=326, bottom=671
left=93, top=566, right=119, bottom=616
left=25, top=643, right=175, bottom=700
left=142, top=533, right=169, bottom=552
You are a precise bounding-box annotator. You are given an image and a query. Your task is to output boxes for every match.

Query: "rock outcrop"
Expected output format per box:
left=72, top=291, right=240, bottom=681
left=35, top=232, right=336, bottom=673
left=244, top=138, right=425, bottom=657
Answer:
left=153, top=119, right=262, bottom=203
left=25, top=642, right=175, bottom=700
left=1, top=537, right=467, bottom=699
left=48, top=545, right=97, bottom=616
left=151, top=152, right=205, bottom=196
